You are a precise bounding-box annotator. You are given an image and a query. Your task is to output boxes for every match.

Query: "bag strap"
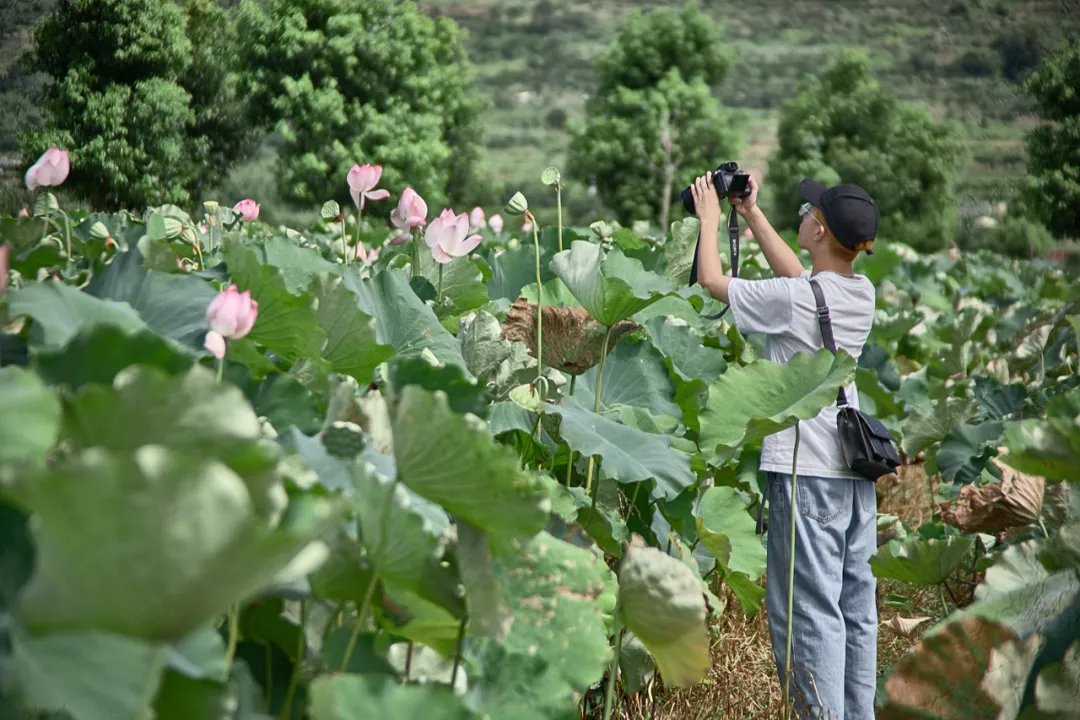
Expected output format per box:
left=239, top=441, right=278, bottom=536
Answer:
left=808, top=278, right=849, bottom=408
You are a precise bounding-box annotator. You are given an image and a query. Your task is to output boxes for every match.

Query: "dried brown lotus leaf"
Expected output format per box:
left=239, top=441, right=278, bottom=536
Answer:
left=940, top=459, right=1044, bottom=534
left=884, top=615, right=932, bottom=638
left=501, top=298, right=639, bottom=376
left=881, top=616, right=1043, bottom=720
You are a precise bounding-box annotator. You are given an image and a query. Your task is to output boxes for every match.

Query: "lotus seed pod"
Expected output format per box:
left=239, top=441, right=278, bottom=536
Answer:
left=89, top=222, right=111, bottom=242
left=505, top=191, right=528, bottom=216
left=321, top=421, right=366, bottom=458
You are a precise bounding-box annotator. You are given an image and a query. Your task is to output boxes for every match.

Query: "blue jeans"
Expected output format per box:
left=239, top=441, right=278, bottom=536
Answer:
left=765, top=472, right=878, bottom=719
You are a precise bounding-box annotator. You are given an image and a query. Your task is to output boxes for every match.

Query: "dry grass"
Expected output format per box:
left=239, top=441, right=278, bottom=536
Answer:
left=595, top=463, right=961, bottom=720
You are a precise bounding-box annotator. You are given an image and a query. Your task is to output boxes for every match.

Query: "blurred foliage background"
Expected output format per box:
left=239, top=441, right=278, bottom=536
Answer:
left=0, top=0, right=1077, bottom=255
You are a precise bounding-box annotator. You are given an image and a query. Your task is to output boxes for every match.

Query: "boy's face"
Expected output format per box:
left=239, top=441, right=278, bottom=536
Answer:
left=796, top=203, right=823, bottom=251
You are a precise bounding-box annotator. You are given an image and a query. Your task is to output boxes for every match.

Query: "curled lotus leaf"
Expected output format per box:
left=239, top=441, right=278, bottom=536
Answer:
left=501, top=297, right=638, bottom=376
left=940, top=458, right=1045, bottom=534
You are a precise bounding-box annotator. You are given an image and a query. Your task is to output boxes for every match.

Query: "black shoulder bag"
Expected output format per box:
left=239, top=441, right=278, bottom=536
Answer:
left=809, top=278, right=901, bottom=481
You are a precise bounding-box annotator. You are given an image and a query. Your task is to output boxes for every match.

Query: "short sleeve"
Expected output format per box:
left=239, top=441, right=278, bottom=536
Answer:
left=727, top=277, right=795, bottom=336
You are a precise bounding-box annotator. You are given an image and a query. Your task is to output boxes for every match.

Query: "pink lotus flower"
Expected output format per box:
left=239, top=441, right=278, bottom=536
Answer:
left=204, top=285, right=259, bottom=359
left=391, top=187, right=428, bottom=230
left=17, top=208, right=29, bottom=218
left=488, top=214, right=504, bottom=233
left=522, top=220, right=533, bottom=233
left=425, top=208, right=482, bottom=264
left=0, top=244, right=9, bottom=297
left=233, top=199, right=260, bottom=222
left=347, top=164, right=390, bottom=209
left=354, top=240, right=380, bottom=264
left=25, top=147, right=70, bottom=191
left=469, top=206, right=485, bottom=231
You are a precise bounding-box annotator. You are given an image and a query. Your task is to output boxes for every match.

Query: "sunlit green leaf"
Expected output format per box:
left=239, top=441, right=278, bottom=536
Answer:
left=546, top=396, right=695, bottom=500
left=392, top=386, right=548, bottom=540
left=551, top=241, right=674, bottom=326
left=698, top=349, right=856, bottom=460
left=619, top=541, right=709, bottom=688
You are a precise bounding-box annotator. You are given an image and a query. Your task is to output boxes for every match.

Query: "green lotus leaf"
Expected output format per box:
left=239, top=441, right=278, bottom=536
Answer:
left=1035, top=640, right=1080, bottom=716
left=392, top=386, right=548, bottom=540
left=10, top=627, right=165, bottom=720
left=7, top=281, right=146, bottom=350
left=901, top=397, right=982, bottom=457
left=618, top=541, right=709, bottom=688
left=310, top=674, right=472, bottom=720
left=1000, top=388, right=1080, bottom=481
left=871, top=533, right=975, bottom=586
left=575, top=336, right=681, bottom=419
left=258, top=235, right=341, bottom=295
left=545, top=396, right=695, bottom=501
left=698, top=349, right=856, bottom=461
left=955, top=540, right=1080, bottom=641
left=223, top=240, right=326, bottom=362
left=352, top=459, right=460, bottom=613
left=0, top=366, right=61, bottom=468
left=932, top=421, right=1004, bottom=484
left=551, top=241, right=674, bottom=326
left=645, top=316, right=727, bottom=384
left=413, top=252, right=489, bottom=320
left=16, top=446, right=337, bottom=640
left=344, top=268, right=468, bottom=371
left=34, top=325, right=194, bottom=390
left=463, top=638, right=579, bottom=720
left=695, top=486, right=767, bottom=582
left=490, top=531, right=616, bottom=691
left=314, top=276, right=393, bottom=385
left=86, top=249, right=218, bottom=349
left=663, top=217, right=699, bottom=286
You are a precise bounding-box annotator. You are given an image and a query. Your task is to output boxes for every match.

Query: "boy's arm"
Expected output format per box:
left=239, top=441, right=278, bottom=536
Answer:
left=729, top=175, right=804, bottom=279
left=743, top=207, right=804, bottom=279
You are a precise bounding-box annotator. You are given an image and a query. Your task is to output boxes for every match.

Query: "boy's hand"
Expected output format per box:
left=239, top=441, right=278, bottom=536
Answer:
left=691, top=173, right=722, bottom=229
left=730, top=175, right=760, bottom=218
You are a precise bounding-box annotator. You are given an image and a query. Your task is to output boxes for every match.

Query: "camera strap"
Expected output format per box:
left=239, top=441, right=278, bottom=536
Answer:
left=692, top=207, right=741, bottom=320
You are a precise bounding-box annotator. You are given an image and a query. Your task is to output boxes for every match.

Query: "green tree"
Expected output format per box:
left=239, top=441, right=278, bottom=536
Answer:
left=1023, top=41, right=1080, bottom=239
left=21, top=0, right=254, bottom=210
left=243, top=0, right=486, bottom=211
left=767, top=50, right=967, bottom=253
left=568, top=3, right=739, bottom=230
left=0, top=0, right=56, bottom=154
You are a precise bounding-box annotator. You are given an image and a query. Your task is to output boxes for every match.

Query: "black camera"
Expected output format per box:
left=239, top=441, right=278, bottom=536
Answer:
left=680, top=161, right=751, bottom=214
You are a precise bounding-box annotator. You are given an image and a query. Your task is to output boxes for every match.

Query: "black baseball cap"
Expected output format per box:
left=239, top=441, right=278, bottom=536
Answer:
left=799, top=179, right=880, bottom=254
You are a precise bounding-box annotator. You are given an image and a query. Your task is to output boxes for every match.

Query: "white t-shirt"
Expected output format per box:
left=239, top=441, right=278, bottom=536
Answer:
left=727, top=269, right=875, bottom=479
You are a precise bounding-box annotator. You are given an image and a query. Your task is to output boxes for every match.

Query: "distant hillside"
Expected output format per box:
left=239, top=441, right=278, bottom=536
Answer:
left=422, top=0, right=1078, bottom=213
left=1, top=0, right=1076, bottom=222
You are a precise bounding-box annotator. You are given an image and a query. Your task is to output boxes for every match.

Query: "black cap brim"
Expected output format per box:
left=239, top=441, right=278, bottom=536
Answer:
left=798, top=178, right=826, bottom=206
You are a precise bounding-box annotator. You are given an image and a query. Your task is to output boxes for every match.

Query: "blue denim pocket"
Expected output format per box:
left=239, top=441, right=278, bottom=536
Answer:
left=797, top=478, right=852, bottom=525
left=857, top=479, right=878, bottom=515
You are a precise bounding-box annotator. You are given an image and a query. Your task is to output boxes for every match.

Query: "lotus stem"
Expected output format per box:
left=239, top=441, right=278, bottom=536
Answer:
left=602, top=608, right=624, bottom=720
left=411, top=227, right=421, bottom=280
left=222, top=604, right=240, bottom=681
left=938, top=583, right=949, bottom=617
left=340, top=219, right=348, bottom=265
left=450, top=616, right=466, bottom=690
left=403, top=641, right=414, bottom=684
left=437, top=263, right=444, bottom=303
left=528, top=210, right=543, bottom=381
left=340, top=573, right=378, bottom=671
left=61, top=210, right=72, bottom=261
left=783, top=422, right=802, bottom=720
left=279, top=600, right=307, bottom=720
left=216, top=357, right=225, bottom=384
left=556, top=185, right=564, bottom=253
left=193, top=236, right=204, bottom=272
left=585, top=325, right=615, bottom=501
